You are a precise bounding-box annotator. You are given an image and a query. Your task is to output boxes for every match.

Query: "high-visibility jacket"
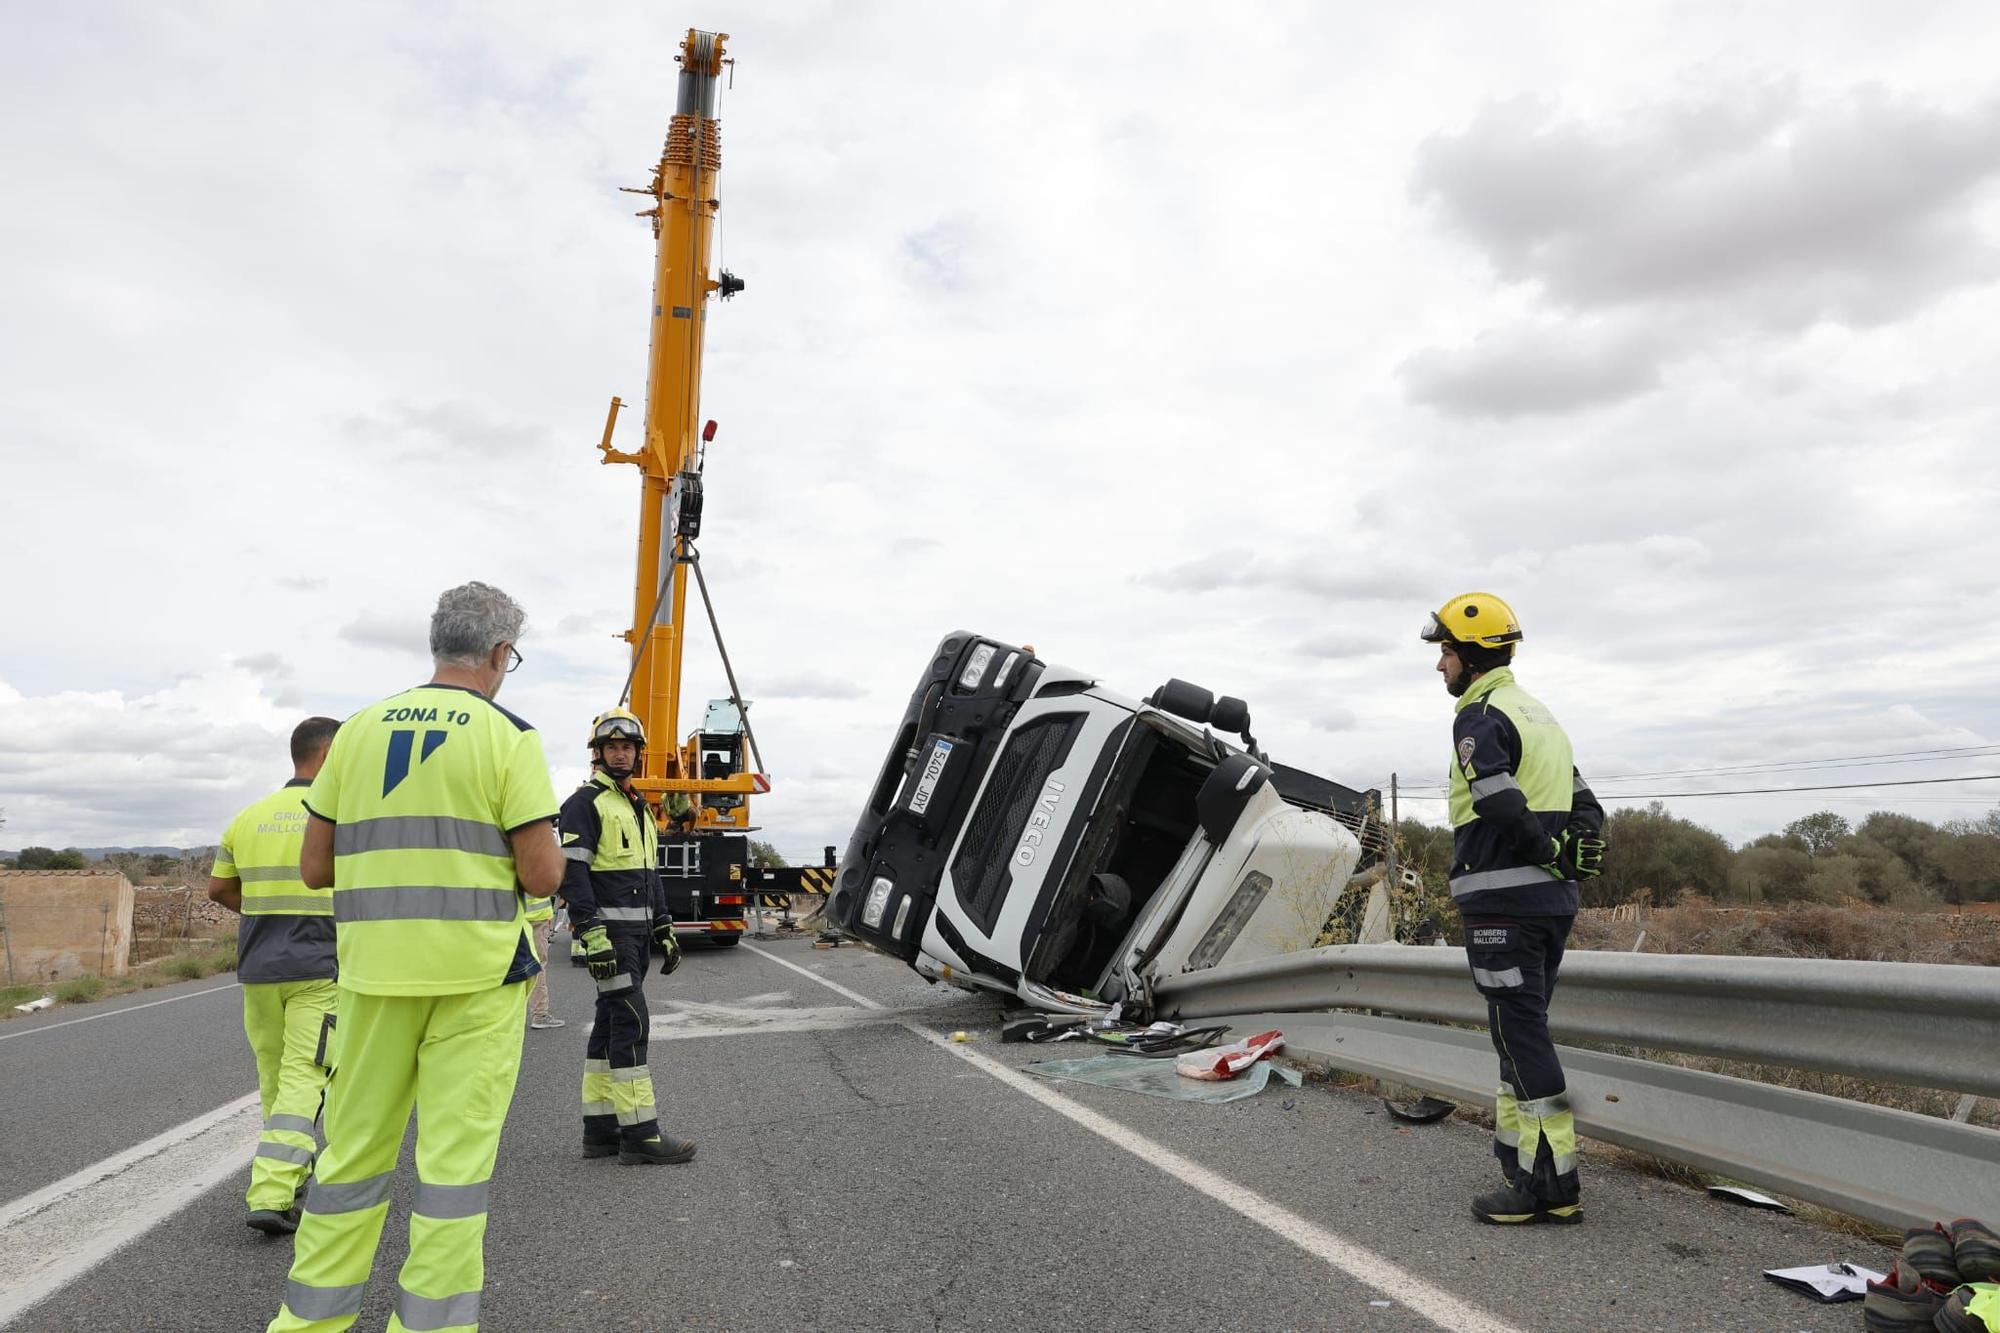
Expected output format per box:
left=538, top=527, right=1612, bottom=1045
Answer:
left=525, top=893, right=556, bottom=923
left=305, top=683, right=559, bottom=995
left=1446, top=667, right=1603, bottom=916
left=214, top=779, right=336, bottom=984
left=558, top=770, right=663, bottom=932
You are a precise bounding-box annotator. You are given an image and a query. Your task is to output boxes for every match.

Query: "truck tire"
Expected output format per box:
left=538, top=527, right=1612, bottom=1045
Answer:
left=1147, top=678, right=1213, bottom=723
left=1209, top=695, right=1251, bottom=733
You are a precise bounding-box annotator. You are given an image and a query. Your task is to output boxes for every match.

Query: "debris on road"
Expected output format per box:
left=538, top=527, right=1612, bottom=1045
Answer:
left=1710, top=1184, right=1792, bottom=1213
left=13, top=995, right=54, bottom=1014
left=1176, top=1029, right=1283, bottom=1081
left=1762, top=1261, right=1883, bottom=1302
left=1383, top=1095, right=1457, bottom=1124
left=1025, top=1051, right=1303, bottom=1104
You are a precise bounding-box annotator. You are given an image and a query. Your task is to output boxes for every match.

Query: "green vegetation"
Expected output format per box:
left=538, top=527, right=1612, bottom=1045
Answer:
left=162, top=943, right=238, bottom=981
left=54, top=975, right=105, bottom=1003
left=7, top=846, right=88, bottom=870
left=0, top=984, right=40, bottom=1010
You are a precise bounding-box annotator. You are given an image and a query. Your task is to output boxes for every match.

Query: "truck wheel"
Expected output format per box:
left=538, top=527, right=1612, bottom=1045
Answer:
left=1146, top=678, right=1213, bottom=723
left=1209, top=696, right=1251, bottom=733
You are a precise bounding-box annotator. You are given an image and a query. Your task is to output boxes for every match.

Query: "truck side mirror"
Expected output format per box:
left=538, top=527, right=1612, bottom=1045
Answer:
left=1197, top=753, right=1269, bottom=844
left=1146, top=678, right=1214, bottom=724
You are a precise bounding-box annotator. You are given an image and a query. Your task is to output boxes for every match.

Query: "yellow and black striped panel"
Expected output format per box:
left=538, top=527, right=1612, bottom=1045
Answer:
left=757, top=892, right=793, bottom=909
left=798, top=866, right=834, bottom=896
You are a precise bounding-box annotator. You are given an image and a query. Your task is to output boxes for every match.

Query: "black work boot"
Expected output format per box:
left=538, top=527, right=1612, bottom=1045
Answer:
left=1471, top=1184, right=1581, bottom=1225
left=620, top=1133, right=697, bottom=1165
left=246, top=1206, right=300, bottom=1236
left=581, top=1138, right=620, bottom=1159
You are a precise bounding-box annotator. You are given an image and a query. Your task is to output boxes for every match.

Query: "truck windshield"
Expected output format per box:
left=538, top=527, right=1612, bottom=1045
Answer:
left=1024, top=719, right=1212, bottom=994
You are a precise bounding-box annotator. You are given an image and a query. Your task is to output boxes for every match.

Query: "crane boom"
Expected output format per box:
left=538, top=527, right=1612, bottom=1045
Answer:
left=599, top=27, right=763, bottom=825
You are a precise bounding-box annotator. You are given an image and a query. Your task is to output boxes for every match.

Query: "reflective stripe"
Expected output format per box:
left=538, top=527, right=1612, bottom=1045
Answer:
left=256, top=1141, right=316, bottom=1166
left=335, top=886, right=520, bottom=923
left=1468, top=773, right=1520, bottom=800
left=596, top=973, right=634, bottom=992
left=334, top=815, right=509, bottom=857
left=238, top=866, right=305, bottom=883
left=1449, top=865, right=1557, bottom=898
left=284, top=1279, right=367, bottom=1322
left=1520, top=1092, right=1572, bottom=1119
left=413, top=1179, right=490, bottom=1220
left=563, top=846, right=594, bottom=863
left=584, top=1059, right=610, bottom=1074
left=616, top=1102, right=658, bottom=1126
left=596, top=905, right=651, bottom=922
left=1471, top=965, right=1525, bottom=989
left=1494, top=1087, right=1521, bottom=1147
left=264, top=1114, right=319, bottom=1137
left=396, top=1287, right=482, bottom=1332
left=612, top=1064, right=651, bottom=1082
left=304, top=1171, right=394, bottom=1214
left=1573, top=773, right=1591, bottom=792
left=583, top=1101, right=615, bottom=1117
left=241, top=896, right=335, bottom=916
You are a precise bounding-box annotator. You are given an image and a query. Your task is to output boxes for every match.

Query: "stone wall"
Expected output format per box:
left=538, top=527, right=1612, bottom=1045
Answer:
left=0, top=870, right=136, bottom=983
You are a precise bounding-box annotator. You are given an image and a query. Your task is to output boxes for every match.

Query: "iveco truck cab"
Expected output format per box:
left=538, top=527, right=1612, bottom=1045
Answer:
left=826, top=632, right=1379, bottom=1018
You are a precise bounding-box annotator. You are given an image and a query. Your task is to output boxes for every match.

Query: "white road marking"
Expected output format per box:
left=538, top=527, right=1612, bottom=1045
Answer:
left=0, top=1092, right=261, bottom=1328
left=743, top=942, right=1523, bottom=1333
left=0, top=981, right=241, bottom=1043
left=650, top=1000, right=957, bottom=1041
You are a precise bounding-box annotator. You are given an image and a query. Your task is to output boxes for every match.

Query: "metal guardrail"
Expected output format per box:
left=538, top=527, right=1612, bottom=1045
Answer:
left=1153, top=945, right=2000, bottom=1229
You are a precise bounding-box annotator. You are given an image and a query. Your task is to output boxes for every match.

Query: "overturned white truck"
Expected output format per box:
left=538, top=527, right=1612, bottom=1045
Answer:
left=825, top=632, right=1384, bottom=1017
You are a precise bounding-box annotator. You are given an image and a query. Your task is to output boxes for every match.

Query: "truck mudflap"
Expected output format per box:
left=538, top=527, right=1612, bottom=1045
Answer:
left=829, top=632, right=1044, bottom=959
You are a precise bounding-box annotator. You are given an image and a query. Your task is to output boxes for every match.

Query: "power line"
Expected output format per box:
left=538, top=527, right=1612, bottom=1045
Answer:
left=1392, top=773, right=2000, bottom=799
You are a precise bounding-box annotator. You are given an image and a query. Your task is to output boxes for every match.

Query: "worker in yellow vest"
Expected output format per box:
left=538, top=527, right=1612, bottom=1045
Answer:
left=209, top=716, right=343, bottom=1237
left=267, top=583, right=563, bottom=1333
left=1422, top=592, right=1605, bottom=1226
left=562, top=707, right=694, bottom=1165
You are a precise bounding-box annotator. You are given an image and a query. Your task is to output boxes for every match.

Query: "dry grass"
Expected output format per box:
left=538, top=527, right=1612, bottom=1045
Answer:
left=1573, top=895, right=2000, bottom=966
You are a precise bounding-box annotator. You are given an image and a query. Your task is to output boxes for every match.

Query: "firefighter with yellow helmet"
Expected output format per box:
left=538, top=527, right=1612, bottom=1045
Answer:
left=1421, top=592, right=1605, bottom=1225
left=559, top=707, right=695, bottom=1165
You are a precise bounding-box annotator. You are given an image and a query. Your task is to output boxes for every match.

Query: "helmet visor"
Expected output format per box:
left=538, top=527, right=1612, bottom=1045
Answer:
left=1419, top=612, right=1454, bottom=644
left=592, top=719, right=644, bottom=745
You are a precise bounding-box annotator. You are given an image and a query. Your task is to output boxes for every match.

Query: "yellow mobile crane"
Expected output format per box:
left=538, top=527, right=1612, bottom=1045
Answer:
left=594, top=27, right=767, bottom=945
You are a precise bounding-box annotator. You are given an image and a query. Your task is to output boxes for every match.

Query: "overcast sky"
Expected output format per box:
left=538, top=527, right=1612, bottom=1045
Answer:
left=5, top=1, right=2000, bottom=860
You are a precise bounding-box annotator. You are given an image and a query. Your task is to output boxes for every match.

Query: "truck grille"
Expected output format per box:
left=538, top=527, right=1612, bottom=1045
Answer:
left=950, top=714, right=1080, bottom=933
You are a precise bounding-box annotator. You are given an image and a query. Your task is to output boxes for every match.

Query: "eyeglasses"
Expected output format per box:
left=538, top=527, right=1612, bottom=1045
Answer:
left=504, top=645, right=523, bottom=674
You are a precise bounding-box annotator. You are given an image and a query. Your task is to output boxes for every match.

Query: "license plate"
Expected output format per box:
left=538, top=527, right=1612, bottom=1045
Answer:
left=908, top=738, right=954, bottom=816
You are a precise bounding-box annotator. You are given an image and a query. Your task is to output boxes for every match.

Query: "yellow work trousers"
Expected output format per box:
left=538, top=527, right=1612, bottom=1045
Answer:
left=242, top=978, right=338, bottom=1212
left=268, top=982, right=528, bottom=1333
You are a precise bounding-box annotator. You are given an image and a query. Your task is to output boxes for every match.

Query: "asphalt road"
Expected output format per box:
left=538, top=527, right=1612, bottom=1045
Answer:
left=0, top=934, right=1896, bottom=1331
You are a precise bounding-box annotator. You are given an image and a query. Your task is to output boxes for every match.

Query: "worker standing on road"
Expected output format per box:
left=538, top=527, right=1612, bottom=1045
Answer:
left=525, top=886, right=564, bottom=1030
left=268, top=582, right=563, bottom=1333
left=209, top=715, right=343, bottom=1237
left=1421, top=593, right=1605, bottom=1226
left=560, top=707, right=696, bottom=1166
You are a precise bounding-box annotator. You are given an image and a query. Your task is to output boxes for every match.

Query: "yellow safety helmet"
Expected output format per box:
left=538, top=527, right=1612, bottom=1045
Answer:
left=587, top=707, right=647, bottom=751
left=1420, top=592, right=1523, bottom=651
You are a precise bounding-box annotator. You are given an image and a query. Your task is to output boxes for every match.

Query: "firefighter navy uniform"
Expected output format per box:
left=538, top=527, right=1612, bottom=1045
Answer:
left=215, top=779, right=338, bottom=1223
left=560, top=770, right=668, bottom=1152
left=1448, top=665, right=1604, bottom=1212
left=269, top=684, right=556, bottom=1333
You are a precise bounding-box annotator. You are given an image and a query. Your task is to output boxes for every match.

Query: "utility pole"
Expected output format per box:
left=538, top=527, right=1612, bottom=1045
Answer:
left=1385, top=774, right=1400, bottom=888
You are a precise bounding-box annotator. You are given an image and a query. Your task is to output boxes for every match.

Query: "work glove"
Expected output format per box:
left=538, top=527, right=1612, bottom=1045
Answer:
left=653, top=917, right=682, bottom=976
left=578, top=925, right=617, bottom=981
left=1544, top=827, right=1606, bottom=880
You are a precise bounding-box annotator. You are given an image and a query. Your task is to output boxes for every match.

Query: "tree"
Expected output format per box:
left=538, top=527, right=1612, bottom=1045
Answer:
left=1785, top=811, right=1850, bottom=858
left=1733, top=836, right=1814, bottom=902
left=50, top=848, right=87, bottom=870
left=1856, top=812, right=1943, bottom=888
left=1931, top=831, right=2000, bottom=904
left=13, top=846, right=59, bottom=870
left=144, top=853, right=179, bottom=878
left=1592, top=802, right=1734, bottom=905
left=747, top=839, right=788, bottom=868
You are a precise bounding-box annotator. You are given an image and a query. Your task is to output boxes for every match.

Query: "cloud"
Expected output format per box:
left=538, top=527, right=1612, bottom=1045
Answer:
left=277, top=576, right=327, bottom=591
left=338, top=614, right=428, bottom=655
left=1400, top=318, right=1668, bottom=416
left=230, top=652, right=293, bottom=677
left=755, top=673, right=869, bottom=702
left=1311, top=708, right=1359, bottom=732
left=1406, top=85, right=2000, bottom=415
left=340, top=400, right=551, bottom=461
left=1137, top=549, right=1435, bottom=601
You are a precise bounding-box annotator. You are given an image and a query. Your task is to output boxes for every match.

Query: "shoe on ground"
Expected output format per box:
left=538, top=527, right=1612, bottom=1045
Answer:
left=1903, top=1221, right=1962, bottom=1287
left=246, top=1207, right=300, bottom=1236
left=582, top=1139, right=620, bottom=1159
left=620, top=1134, right=697, bottom=1166
left=1955, top=1217, right=2000, bottom=1284
left=1862, top=1262, right=1947, bottom=1332
left=1470, top=1184, right=1580, bottom=1226
left=1934, top=1282, right=2000, bottom=1333
left=529, top=1016, right=567, bottom=1029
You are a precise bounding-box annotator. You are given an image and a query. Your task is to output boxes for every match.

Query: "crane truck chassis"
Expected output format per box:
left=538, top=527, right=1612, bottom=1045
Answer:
left=826, top=632, right=1382, bottom=1018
